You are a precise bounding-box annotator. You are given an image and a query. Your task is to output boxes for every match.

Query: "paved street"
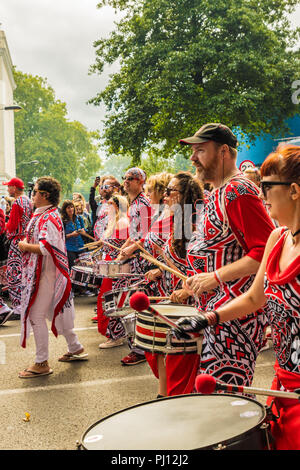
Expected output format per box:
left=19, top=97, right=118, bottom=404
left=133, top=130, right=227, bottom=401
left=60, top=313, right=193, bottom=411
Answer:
left=0, top=295, right=276, bottom=450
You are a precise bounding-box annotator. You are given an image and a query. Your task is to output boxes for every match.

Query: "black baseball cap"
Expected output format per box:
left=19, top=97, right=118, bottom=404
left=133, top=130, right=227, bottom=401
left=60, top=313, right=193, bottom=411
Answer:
left=179, top=123, right=238, bottom=148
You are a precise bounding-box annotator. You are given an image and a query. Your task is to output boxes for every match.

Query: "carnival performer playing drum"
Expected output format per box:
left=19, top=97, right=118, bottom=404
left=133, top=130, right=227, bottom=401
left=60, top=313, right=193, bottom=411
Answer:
left=173, top=144, right=300, bottom=450
left=176, top=123, right=274, bottom=389
left=18, top=177, right=87, bottom=378
left=128, top=172, right=174, bottom=298
left=117, top=167, right=153, bottom=365
left=0, top=207, right=12, bottom=325
left=2, top=177, right=32, bottom=322
left=93, top=176, right=121, bottom=241
left=97, top=194, right=130, bottom=349
left=142, top=172, right=203, bottom=397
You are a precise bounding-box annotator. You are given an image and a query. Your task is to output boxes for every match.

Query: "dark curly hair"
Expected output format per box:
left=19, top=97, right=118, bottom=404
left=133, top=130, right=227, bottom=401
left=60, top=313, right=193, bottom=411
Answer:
left=172, top=171, right=203, bottom=259
left=36, top=176, right=62, bottom=207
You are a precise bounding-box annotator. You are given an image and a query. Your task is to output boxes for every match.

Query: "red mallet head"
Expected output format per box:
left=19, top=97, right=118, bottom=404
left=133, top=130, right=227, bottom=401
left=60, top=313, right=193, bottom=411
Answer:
left=195, top=374, right=217, bottom=394
left=129, top=291, right=150, bottom=312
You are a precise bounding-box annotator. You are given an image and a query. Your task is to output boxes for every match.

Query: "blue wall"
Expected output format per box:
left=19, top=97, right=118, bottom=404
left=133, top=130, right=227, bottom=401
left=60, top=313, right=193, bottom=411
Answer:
left=235, top=115, right=300, bottom=168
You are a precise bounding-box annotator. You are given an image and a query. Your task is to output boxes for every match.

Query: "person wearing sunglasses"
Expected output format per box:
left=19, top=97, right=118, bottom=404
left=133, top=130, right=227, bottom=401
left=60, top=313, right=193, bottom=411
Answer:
left=96, top=195, right=130, bottom=349
left=17, top=176, right=87, bottom=378
left=141, top=171, right=203, bottom=398
left=173, top=144, right=300, bottom=450
left=0, top=177, right=33, bottom=325
left=116, top=167, right=153, bottom=365
left=93, top=176, right=121, bottom=242
left=175, top=123, right=274, bottom=394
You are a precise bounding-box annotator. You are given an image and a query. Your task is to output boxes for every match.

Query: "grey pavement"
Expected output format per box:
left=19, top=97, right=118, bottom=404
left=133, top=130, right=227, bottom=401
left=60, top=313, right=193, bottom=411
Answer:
left=0, top=294, right=276, bottom=450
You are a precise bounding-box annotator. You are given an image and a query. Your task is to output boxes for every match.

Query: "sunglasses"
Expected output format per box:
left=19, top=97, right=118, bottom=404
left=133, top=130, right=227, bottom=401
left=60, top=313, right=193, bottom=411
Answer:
left=101, top=184, right=113, bottom=190
left=260, top=181, right=293, bottom=198
left=164, top=188, right=183, bottom=196
left=32, top=189, right=48, bottom=197
left=122, top=176, right=138, bottom=182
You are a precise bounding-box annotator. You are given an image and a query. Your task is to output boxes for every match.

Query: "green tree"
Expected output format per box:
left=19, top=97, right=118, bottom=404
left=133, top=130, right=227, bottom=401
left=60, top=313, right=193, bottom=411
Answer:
left=14, top=70, right=101, bottom=193
left=90, top=0, right=300, bottom=164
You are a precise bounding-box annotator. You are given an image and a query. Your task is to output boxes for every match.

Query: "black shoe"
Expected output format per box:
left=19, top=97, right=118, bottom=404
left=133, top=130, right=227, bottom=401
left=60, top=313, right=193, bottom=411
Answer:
left=7, top=313, right=21, bottom=321
left=0, top=309, right=13, bottom=326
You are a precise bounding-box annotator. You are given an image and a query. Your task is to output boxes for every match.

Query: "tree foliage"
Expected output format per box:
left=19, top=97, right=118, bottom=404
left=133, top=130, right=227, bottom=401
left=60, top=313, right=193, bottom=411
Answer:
left=14, top=70, right=101, bottom=193
left=90, top=0, right=300, bottom=164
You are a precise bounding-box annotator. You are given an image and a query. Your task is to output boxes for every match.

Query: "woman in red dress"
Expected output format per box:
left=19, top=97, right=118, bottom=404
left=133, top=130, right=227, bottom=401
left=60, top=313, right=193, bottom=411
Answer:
left=175, top=144, right=300, bottom=450
left=143, top=172, right=204, bottom=397
left=95, top=195, right=130, bottom=348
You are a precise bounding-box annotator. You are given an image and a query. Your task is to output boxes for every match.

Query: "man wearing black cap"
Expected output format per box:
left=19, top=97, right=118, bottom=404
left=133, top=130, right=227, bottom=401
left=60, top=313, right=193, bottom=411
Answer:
left=0, top=178, right=32, bottom=325
left=175, top=123, right=275, bottom=389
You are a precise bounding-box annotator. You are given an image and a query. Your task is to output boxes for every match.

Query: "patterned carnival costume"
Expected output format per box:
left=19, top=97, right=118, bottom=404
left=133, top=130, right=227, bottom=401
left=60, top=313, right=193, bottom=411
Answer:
left=141, top=228, right=200, bottom=396
left=0, top=208, right=10, bottom=317
left=187, top=175, right=274, bottom=388
left=6, top=194, right=32, bottom=315
left=120, top=192, right=153, bottom=363
left=97, top=227, right=130, bottom=340
left=20, top=205, right=83, bottom=359
left=264, top=229, right=300, bottom=449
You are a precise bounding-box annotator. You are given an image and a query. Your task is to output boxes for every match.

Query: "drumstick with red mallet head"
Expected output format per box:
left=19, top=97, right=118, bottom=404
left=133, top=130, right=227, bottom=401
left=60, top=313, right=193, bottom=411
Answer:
left=129, top=292, right=197, bottom=339
left=195, top=374, right=300, bottom=401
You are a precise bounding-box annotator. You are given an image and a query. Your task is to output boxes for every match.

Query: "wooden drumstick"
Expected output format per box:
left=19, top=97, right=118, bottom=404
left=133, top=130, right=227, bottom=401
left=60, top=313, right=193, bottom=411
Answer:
left=81, top=232, right=96, bottom=242
left=140, top=253, right=187, bottom=281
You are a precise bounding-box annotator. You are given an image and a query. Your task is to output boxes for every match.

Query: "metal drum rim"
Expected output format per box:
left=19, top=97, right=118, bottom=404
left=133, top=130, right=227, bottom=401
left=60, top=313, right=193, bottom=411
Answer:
left=80, top=393, right=267, bottom=451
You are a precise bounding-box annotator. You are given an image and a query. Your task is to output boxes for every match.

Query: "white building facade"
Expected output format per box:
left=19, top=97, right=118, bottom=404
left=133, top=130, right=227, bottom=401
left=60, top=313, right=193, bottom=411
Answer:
left=0, top=30, right=17, bottom=195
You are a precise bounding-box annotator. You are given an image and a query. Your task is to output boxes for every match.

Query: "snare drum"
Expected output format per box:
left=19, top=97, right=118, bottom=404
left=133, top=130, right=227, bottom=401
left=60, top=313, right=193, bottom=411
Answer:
left=134, top=303, right=200, bottom=355
left=103, top=287, right=146, bottom=318
left=120, top=313, right=136, bottom=338
left=95, top=260, right=131, bottom=278
left=70, top=266, right=102, bottom=289
left=80, top=394, right=271, bottom=450
left=74, top=252, right=94, bottom=267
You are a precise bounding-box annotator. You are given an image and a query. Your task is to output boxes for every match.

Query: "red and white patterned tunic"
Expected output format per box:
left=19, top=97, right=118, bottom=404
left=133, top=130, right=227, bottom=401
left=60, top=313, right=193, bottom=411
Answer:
left=6, top=195, right=33, bottom=312
left=187, top=175, right=274, bottom=387
left=265, top=230, right=300, bottom=374
left=264, top=229, right=300, bottom=450
left=94, top=200, right=109, bottom=241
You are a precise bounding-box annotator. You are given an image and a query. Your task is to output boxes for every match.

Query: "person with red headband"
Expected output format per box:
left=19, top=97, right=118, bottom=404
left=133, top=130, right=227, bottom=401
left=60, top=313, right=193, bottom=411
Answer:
left=1, top=177, right=32, bottom=325
left=173, top=143, right=300, bottom=450
left=175, top=123, right=274, bottom=390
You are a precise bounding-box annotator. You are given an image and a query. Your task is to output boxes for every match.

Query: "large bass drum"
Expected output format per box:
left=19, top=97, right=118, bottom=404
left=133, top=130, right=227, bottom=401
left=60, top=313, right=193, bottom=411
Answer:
left=80, top=394, right=271, bottom=450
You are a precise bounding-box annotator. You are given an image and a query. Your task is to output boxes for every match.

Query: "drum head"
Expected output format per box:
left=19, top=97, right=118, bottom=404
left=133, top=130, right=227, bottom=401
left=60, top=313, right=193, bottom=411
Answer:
left=81, top=394, right=266, bottom=450
left=147, top=303, right=199, bottom=318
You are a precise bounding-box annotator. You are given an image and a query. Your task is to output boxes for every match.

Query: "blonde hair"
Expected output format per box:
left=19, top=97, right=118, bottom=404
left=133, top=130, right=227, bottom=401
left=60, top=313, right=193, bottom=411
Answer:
left=103, top=194, right=129, bottom=239
left=145, top=172, right=173, bottom=203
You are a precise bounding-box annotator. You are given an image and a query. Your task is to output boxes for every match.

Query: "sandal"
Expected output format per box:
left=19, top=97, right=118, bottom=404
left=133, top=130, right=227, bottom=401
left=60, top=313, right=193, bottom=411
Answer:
left=58, top=350, right=88, bottom=362
left=19, top=363, right=53, bottom=379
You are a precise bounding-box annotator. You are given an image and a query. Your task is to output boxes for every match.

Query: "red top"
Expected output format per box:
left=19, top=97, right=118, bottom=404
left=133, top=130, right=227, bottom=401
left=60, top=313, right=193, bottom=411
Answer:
left=0, top=208, right=5, bottom=235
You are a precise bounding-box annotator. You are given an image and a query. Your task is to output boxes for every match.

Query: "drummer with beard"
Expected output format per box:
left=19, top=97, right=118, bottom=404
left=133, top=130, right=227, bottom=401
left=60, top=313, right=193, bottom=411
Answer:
left=93, top=176, right=121, bottom=241
left=142, top=172, right=203, bottom=397
left=176, top=123, right=274, bottom=390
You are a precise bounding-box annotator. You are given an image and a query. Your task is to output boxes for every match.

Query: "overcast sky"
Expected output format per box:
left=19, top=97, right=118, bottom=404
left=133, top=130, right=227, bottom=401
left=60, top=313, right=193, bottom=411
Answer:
left=1, top=0, right=121, bottom=132
left=1, top=1, right=299, bottom=134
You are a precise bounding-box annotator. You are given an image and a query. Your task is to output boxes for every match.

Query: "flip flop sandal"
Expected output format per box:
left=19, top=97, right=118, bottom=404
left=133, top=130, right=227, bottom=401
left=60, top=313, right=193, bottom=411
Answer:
left=18, top=368, right=53, bottom=379
left=58, top=352, right=88, bottom=362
